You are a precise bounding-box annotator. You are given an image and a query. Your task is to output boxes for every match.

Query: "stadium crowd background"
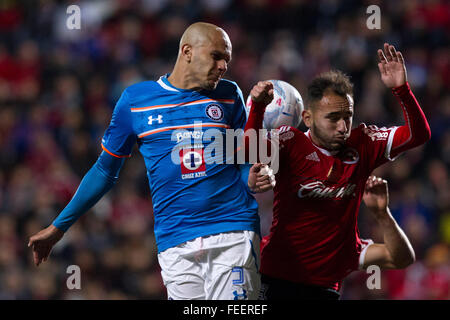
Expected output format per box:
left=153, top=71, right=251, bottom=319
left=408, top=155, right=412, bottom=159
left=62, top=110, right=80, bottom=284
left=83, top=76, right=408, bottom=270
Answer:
left=0, top=0, right=448, bottom=300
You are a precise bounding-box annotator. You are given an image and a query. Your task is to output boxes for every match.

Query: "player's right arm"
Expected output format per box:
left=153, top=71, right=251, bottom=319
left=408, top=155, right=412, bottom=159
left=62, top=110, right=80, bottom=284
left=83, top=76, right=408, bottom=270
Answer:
left=243, top=81, right=274, bottom=162
left=28, top=89, right=136, bottom=266
left=244, top=81, right=274, bottom=132
left=361, top=176, right=415, bottom=269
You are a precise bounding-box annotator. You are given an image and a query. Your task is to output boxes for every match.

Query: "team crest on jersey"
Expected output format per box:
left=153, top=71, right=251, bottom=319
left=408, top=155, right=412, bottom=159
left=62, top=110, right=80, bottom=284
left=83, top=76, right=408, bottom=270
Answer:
left=340, top=147, right=359, bottom=164
left=205, top=104, right=224, bottom=121
left=180, top=148, right=206, bottom=179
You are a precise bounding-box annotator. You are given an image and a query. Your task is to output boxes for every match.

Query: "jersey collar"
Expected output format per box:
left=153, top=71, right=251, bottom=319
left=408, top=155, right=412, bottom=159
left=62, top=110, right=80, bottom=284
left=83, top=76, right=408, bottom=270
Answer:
left=158, top=74, right=210, bottom=94
left=157, top=74, right=181, bottom=92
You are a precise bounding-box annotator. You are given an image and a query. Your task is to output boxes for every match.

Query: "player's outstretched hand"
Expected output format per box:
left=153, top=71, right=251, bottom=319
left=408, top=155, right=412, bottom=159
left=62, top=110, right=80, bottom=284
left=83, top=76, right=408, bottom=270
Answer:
left=377, top=43, right=407, bottom=88
left=28, top=224, right=64, bottom=266
left=363, top=176, right=389, bottom=215
left=248, top=163, right=276, bottom=193
left=250, top=81, right=274, bottom=107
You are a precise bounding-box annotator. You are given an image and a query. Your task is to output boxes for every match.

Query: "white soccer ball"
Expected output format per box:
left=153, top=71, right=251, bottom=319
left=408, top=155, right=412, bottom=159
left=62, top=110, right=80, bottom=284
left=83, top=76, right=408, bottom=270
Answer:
left=246, top=80, right=304, bottom=130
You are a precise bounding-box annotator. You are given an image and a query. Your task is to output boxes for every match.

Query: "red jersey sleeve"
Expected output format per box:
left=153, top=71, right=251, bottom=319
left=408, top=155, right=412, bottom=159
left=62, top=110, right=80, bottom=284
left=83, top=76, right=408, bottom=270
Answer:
left=389, top=82, right=431, bottom=158
left=358, top=82, right=431, bottom=172
left=357, top=123, right=399, bottom=171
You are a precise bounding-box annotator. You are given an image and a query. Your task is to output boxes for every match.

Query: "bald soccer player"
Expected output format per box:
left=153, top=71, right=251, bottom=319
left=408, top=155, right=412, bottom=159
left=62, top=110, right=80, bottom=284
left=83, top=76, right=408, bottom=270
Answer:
left=28, top=22, right=274, bottom=300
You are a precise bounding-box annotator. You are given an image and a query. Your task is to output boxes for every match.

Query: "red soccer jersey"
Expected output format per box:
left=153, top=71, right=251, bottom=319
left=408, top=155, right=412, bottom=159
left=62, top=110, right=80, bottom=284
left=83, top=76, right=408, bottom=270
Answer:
left=260, top=124, right=398, bottom=291
left=247, top=82, right=431, bottom=292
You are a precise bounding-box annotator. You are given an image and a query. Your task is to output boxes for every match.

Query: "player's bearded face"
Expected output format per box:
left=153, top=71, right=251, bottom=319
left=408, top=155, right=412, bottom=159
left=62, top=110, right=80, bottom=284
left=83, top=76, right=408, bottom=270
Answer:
left=191, top=38, right=231, bottom=90
left=310, top=93, right=354, bottom=151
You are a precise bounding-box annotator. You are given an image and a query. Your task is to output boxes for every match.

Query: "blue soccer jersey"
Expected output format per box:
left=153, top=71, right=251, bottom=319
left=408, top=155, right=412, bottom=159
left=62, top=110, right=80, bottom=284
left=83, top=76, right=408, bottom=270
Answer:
left=101, top=75, right=259, bottom=252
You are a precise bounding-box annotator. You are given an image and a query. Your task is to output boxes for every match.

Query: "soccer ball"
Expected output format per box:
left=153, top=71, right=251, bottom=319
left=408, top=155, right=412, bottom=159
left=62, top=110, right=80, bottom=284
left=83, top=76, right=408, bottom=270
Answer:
left=246, top=80, right=304, bottom=130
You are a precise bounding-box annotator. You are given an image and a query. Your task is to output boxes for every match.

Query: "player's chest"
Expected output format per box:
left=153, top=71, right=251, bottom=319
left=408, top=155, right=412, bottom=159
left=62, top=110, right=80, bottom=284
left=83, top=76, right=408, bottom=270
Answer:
left=130, top=97, right=235, bottom=143
left=285, top=145, right=362, bottom=200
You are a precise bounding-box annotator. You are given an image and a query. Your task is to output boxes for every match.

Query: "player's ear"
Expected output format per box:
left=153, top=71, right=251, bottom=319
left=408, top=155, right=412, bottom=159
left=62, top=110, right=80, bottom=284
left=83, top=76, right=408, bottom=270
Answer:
left=302, top=109, right=312, bottom=128
left=181, top=44, right=193, bottom=63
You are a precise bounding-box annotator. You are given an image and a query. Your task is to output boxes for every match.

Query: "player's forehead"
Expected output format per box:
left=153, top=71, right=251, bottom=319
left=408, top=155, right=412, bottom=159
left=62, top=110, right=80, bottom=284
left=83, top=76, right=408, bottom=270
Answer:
left=317, top=91, right=354, bottom=115
left=204, top=31, right=232, bottom=55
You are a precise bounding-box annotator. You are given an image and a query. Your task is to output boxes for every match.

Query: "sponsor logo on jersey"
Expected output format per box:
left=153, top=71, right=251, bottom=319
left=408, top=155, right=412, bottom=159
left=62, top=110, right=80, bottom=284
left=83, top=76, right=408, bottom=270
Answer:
left=175, top=130, right=204, bottom=143
left=180, top=148, right=206, bottom=179
left=273, top=126, right=294, bottom=142
left=205, top=104, right=224, bottom=121
left=297, top=181, right=356, bottom=199
left=306, top=151, right=320, bottom=162
left=148, top=114, right=163, bottom=125
left=363, top=125, right=390, bottom=141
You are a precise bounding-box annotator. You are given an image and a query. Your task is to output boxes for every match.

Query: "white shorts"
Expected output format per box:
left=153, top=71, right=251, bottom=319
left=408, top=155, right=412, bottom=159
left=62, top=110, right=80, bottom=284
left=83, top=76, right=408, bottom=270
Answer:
left=158, top=230, right=261, bottom=300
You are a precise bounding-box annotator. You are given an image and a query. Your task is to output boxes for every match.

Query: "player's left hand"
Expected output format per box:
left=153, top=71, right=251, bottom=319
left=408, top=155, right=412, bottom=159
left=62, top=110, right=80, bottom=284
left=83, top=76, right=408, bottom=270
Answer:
left=363, top=176, right=389, bottom=215
left=377, top=43, right=407, bottom=88
left=248, top=163, right=276, bottom=193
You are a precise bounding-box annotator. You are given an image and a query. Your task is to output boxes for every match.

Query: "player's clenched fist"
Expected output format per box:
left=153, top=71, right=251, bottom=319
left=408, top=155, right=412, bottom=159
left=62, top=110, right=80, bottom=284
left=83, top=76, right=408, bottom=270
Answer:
left=363, top=176, right=389, bottom=214
left=250, top=81, right=274, bottom=106
left=248, top=163, right=276, bottom=193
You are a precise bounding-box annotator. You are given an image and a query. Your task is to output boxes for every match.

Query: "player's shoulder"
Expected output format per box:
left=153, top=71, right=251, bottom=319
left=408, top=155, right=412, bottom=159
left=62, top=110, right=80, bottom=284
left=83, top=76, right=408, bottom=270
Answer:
left=274, top=125, right=305, bottom=143
left=352, top=123, right=392, bottom=140
left=217, top=78, right=239, bottom=90
left=215, top=78, right=241, bottom=96
left=124, top=80, right=160, bottom=97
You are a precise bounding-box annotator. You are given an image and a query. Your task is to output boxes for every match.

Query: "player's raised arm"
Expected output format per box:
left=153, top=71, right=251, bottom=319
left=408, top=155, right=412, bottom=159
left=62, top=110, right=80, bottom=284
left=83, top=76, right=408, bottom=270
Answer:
left=244, top=81, right=274, bottom=132
left=378, top=43, right=431, bottom=159
left=361, top=176, right=415, bottom=269
left=243, top=81, right=274, bottom=163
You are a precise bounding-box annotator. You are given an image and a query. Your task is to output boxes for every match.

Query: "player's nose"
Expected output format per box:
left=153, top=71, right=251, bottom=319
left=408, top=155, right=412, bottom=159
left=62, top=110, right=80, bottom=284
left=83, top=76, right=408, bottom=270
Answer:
left=337, top=119, right=348, bottom=134
left=217, top=60, right=227, bottom=73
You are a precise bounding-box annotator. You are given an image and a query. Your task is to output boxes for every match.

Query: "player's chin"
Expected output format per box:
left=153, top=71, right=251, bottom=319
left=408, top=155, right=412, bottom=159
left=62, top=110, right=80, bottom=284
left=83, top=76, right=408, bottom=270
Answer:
left=204, top=79, right=219, bottom=90
left=328, top=141, right=345, bottom=151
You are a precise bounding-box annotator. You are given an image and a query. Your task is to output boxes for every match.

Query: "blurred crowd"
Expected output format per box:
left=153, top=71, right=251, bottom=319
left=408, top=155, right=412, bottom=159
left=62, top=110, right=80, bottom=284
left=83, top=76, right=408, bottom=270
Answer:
left=0, top=0, right=448, bottom=300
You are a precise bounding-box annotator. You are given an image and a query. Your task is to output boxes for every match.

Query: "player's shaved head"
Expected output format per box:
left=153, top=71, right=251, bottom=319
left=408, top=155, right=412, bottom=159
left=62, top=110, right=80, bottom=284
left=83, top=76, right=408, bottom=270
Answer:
left=179, top=22, right=231, bottom=52
left=169, top=22, right=232, bottom=91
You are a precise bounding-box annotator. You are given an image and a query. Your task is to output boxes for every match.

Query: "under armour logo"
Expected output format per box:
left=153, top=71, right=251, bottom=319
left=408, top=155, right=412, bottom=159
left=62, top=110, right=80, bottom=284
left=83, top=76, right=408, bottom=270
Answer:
left=306, top=151, right=320, bottom=162
left=233, top=289, right=247, bottom=300
left=148, top=115, right=163, bottom=125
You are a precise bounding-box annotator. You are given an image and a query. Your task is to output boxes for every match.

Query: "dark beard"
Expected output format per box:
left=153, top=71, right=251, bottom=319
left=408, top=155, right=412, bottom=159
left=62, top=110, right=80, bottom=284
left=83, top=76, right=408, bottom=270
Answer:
left=311, top=124, right=344, bottom=151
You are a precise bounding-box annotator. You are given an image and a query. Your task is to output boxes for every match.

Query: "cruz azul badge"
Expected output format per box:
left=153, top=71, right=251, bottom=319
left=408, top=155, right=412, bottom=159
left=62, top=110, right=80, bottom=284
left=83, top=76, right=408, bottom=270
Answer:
left=206, top=104, right=224, bottom=121
left=180, top=149, right=206, bottom=180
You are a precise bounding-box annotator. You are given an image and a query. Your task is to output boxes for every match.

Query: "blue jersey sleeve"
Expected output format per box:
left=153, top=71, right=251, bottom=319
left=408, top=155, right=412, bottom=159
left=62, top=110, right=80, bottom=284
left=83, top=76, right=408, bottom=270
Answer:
left=52, top=152, right=125, bottom=231
left=101, top=89, right=136, bottom=158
